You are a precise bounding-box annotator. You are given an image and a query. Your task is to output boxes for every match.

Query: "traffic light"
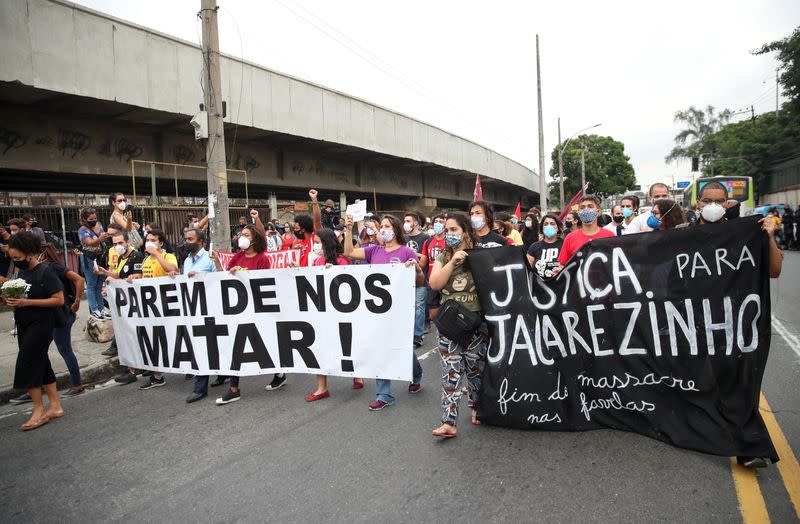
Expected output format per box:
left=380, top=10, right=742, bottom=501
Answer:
left=691, top=157, right=699, bottom=172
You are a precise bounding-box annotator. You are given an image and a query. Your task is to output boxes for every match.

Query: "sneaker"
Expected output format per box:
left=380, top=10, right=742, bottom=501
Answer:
left=139, top=376, right=166, bottom=390
left=141, top=370, right=154, bottom=377
left=60, top=387, right=85, bottom=398
left=114, top=371, right=137, bottom=385
left=9, top=392, right=32, bottom=404
left=216, top=390, right=241, bottom=405
left=91, top=310, right=105, bottom=320
left=102, top=307, right=112, bottom=319
left=413, top=336, right=424, bottom=348
left=408, top=383, right=422, bottom=394
left=738, top=456, right=768, bottom=469
left=368, top=399, right=395, bottom=411
left=101, top=345, right=117, bottom=357
left=185, top=391, right=207, bottom=403
left=265, top=374, right=287, bottom=391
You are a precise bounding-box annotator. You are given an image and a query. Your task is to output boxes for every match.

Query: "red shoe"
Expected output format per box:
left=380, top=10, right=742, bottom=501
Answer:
left=352, top=379, right=364, bottom=390
left=304, top=390, right=330, bottom=402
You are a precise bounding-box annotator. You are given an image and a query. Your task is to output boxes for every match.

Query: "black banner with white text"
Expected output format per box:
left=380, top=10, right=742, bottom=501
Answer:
left=469, top=218, right=777, bottom=460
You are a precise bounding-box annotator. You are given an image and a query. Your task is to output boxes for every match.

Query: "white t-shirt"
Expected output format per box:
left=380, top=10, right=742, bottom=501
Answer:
left=623, top=213, right=653, bottom=235
left=604, top=221, right=628, bottom=236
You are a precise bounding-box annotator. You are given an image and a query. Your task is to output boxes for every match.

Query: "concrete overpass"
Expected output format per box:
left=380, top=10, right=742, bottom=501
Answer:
left=0, top=0, right=539, bottom=213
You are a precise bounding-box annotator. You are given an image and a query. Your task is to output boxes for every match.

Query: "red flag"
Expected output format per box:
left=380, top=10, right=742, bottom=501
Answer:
left=513, top=202, right=521, bottom=219
left=559, top=183, right=589, bottom=221
left=473, top=174, right=483, bottom=201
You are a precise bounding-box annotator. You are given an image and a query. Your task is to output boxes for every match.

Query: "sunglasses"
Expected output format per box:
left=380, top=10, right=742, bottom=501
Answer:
left=116, top=199, right=127, bottom=203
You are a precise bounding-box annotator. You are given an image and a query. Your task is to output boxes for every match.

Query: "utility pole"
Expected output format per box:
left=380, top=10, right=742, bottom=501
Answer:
left=536, top=34, right=547, bottom=211
left=199, top=0, right=230, bottom=251
left=558, top=117, right=564, bottom=209
left=580, top=136, right=586, bottom=191
left=775, top=68, right=780, bottom=121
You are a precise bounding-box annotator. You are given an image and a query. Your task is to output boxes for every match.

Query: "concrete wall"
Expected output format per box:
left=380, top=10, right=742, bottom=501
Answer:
left=0, top=103, right=521, bottom=205
left=0, top=0, right=537, bottom=194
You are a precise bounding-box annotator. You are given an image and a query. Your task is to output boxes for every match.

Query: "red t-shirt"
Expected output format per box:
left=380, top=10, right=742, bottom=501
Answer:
left=292, top=232, right=314, bottom=267
left=422, top=236, right=446, bottom=271
left=227, top=250, right=272, bottom=270
left=557, top=228, right=615, bottom=266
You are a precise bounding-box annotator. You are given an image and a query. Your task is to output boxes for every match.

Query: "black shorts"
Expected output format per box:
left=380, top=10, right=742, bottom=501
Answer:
left=427, top=287, right=441, bottom=308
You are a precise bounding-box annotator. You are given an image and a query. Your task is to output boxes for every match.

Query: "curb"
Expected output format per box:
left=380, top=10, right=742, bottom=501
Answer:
left=0, top=357, right=126, bottom=405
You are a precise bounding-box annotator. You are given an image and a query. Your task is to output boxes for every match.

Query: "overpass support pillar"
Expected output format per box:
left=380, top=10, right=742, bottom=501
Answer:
left=269, top=192, right=278, bottom=220
left=339, top=192, right=347, bottom=218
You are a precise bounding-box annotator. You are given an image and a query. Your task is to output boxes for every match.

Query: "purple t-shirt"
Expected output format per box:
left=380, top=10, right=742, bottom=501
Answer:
left=363, top=244, right=418, bottom=265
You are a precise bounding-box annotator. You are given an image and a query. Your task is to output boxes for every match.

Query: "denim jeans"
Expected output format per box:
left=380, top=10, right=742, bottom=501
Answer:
left=80, top=254, right=104, bottom=312
left=194, top=376, right=209, bottom=394
left=375, top=352, right=423, bottom=404
left=414, top=285, right=427, bottom=338
left=52, top=312, right=81, bottom=387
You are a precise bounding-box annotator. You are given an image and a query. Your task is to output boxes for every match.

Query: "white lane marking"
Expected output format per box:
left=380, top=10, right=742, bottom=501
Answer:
left=417, top=347, right=438, bottom=361
left=772, top=314, right=800, bottom=359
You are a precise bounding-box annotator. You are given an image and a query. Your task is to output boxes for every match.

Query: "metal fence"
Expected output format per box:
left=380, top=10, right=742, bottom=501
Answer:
left=0, top=205, right=271, bottom=273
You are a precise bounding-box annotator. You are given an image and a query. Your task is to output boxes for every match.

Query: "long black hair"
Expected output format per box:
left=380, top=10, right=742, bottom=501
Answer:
left=316, top=229, right=343, bottom=265
left=522, top=213, right=539, bottom=244
left=442, top=211, right=477, bottom=261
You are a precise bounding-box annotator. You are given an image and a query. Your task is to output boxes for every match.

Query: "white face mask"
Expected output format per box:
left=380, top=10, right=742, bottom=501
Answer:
left=700, top=202, right=725, bottom=223
left=238, top=236, right=251, bottom=249
left=145, top=241, right=158, bottom=251
left=403, top=223, right=413, bottom=233
left=525, top=219, right=533, bottom=228
left=312, top=242, right=323, bottom=256
left=380, top=230, right=395, bottom=243
left=471, top=216, right=485, bottom=230
left=114, top=244, right=126, bottom=256
left=117, top=201, right=127, bottom=211
left=365, top=228, right=376, bottom=237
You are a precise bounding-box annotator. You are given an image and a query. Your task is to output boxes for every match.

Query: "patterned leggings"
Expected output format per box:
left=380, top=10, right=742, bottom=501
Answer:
left=438, top=334, right=487, bottom=426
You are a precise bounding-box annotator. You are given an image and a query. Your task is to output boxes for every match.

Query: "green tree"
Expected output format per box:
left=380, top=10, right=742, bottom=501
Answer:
left=548, top=135, right=636, bottom=199
left=754, top=25, right=800, bottom=111
left=665, top=105, right=732, bottom=164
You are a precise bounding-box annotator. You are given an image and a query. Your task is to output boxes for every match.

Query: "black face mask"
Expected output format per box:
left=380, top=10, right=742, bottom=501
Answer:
left=13, top=258, right=30, bottom=270
left=724, top=204, right=740, bottom=220
left=184, top=242, right=198, bottom=253
left=612, top=215, right=624, bottom=224
left=295, top=230, right=304, bottom=239
left=87, top=220, right=98, bottom=227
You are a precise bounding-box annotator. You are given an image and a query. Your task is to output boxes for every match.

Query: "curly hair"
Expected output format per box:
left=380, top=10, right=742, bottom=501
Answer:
left=8, top=231, right=42, bottom=255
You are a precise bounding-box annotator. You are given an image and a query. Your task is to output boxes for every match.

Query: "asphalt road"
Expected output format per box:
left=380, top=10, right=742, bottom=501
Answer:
left=1, top=254, right=799, bottom=523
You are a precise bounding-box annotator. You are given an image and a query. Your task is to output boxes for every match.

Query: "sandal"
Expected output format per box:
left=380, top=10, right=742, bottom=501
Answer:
left=21, top=415, right=50, bottom=431
left=352, top=379, right=364, bottom=390
left=432, top=424, right=457, bottom=439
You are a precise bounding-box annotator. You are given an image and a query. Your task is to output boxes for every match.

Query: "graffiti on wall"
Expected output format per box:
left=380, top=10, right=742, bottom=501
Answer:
left=0, top=127, right=27, bottom=155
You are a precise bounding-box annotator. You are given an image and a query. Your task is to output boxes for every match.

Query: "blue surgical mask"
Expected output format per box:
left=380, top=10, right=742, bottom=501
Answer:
left=622, top=208, right=633, bottom=219
left=433, top=223, right=444, bottom=235
left=646, top=214, right=661, bottom=229
left=577, top=209, right=598, bottom=224
left=543, top=225, right=558, bottom=238
left=380, top=230, right=394, bottom=243
left=445, top=233, right=463, bottom=247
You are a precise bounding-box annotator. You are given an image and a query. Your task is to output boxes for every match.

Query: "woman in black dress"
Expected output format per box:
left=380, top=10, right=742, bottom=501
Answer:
left=3, top=232, right=65, bottom=431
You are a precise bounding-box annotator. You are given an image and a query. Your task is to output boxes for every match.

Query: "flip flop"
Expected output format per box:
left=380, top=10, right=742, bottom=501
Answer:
left=21, top=416, right=50, bottom=431
left=432, top=428, right=458, bottom=439
left=45, top=410, right=65, bottom=420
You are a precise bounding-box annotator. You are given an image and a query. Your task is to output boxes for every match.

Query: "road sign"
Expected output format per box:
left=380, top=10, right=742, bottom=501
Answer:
left=676, top=181, right=690, bottom=189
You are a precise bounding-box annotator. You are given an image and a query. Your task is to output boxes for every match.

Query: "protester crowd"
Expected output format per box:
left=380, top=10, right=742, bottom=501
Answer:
left=0, top=183, right=787, bottom=466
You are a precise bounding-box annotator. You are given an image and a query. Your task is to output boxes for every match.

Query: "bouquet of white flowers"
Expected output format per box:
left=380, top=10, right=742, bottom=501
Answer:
left=1, top=278, right=30, bottom=298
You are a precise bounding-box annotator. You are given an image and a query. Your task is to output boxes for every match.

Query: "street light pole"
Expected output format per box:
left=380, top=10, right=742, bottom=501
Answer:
left=580, top=136, right=586, bottom=190
left=536, top=35, right=547, bottom=210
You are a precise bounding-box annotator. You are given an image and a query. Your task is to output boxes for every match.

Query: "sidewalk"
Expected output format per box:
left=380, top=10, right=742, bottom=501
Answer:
left=0, top=309, right=123, bottom=403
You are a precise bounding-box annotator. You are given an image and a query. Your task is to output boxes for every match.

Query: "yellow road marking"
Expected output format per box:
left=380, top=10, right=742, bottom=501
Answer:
left=760, top=393, right=800, bottom=518
left=731, top=456, right=771, bottom=523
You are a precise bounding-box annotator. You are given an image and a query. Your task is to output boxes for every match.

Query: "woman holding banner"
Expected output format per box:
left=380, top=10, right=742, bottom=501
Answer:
left=344, top=213, right=425, bottom=411
left=304, top=229, right=365, bottom=402
left=210, top=225, right=287, bottom=404
left=428, top=212, right=487, bottom=438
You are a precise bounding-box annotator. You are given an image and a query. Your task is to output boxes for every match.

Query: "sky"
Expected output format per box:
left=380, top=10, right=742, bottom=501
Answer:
left=73, top=0, right=799, bottom=193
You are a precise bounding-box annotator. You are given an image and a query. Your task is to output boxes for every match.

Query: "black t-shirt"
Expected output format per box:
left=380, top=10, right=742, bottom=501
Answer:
left=114, top=250, right=145, bottom=279
left=476, top=231, right=507, bottom=249
left=406, top=232, right=428, bottom=254
left=14, top=263, right=64, bottom=324
left=527, top=239, right=564, bottom=279
left=49, top=262, right=77, bottom=307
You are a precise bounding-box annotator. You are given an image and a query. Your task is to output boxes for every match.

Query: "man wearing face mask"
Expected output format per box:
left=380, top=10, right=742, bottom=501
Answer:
left=468, top=200, right=510, bottom=248
left=625, top=183, right=671, bottom=234
left=403, top=211, right=430, bottom=347
left=556, top=195, right=615, bottom=267
left=292, top=189, right=324, bottom=266
left=420, top=214, right=447, bottom=325
left=618, top=195, right=640, bottom=234
left=603, top=205, right=626, bottom=236
left=93, top=232, right=144, bottom=362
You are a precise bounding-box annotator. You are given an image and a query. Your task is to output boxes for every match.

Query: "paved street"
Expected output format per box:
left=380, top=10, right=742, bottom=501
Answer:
left=0, top=253, right=798, bottom=523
